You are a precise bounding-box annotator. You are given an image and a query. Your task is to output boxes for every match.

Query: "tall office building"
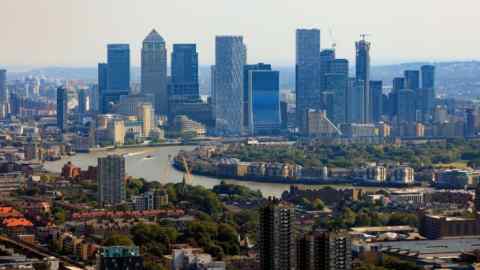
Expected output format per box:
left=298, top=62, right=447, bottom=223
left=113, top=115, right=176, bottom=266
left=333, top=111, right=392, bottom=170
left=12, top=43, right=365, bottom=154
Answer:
left=258, top=199, right=296, bottom=270
left=102, top=45, right=130, bottom=113
left=248, top=69, right=281, bottom=135
left=98, top=63, right=108, bottom=113
left=396, top=89, right=416, bottom=123
left=421, top=65, right=435, bottom=89
left=244, top=63, right=272, bottom=128
left=137, top=103, right=154, bottom=137
left=319, top=49, right=336, bottom=90
left=214, top=36, right=246, bottom=135
left=392, top=77, right=405, bottom=91
left=370, top=80, right=383, bottom=123
left=296, top=230, right=352, bottom=270
left=404, top=70, right=420, bottom=90
left=56, top=87, right=68, bottom=132
left=324, top=58, right=349, bottom=124
left=170, top=44, right=199, bottom=102
left=421, top=65, right=436, bottom=118
left=141, top=30, right=168, bottom=115
left=107, top=44, right=130, bottom=90
left=346, top=79, right=365, bottom=124
left=97, top=155, right=126, bottom=206
left=296, top=29, right=321, bottom=134
left=78, top=89, right=87, bottom=114
left=0, top=70, right=7, bottom=105
left=355, top=38, right=371, bottom=123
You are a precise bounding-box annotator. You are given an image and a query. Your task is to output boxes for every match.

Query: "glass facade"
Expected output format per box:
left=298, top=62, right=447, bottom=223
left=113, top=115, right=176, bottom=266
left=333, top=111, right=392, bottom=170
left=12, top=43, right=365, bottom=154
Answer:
left=170, top=44, right=199, bottom=102
left=249, top=70, right=280, bottom=134
left=107, top=44, right=130, bottom=91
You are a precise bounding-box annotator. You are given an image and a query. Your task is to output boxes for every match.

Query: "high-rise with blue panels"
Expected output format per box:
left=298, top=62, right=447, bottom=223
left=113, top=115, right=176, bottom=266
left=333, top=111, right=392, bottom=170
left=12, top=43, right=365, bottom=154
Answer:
left=170, top=44, right=199, bottom=104
left=248, top=70, right=281, bottom=135
left=296, top=29, right=321, bottom=134
left=107, top=44, right=130, bottom=91
left=244, top=63, right=272, bottom=129
left=214, top=36, right=246, bottom=135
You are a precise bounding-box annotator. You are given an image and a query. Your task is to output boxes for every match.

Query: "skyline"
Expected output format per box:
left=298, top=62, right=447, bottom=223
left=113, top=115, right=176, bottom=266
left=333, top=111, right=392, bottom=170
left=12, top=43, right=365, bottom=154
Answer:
left=2, top=1, right=480, bottom=67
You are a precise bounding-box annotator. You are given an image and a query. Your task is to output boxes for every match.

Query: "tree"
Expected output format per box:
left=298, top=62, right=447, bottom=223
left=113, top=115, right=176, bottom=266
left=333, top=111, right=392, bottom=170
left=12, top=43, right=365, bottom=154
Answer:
left=104, top=234, right=134, bottom=246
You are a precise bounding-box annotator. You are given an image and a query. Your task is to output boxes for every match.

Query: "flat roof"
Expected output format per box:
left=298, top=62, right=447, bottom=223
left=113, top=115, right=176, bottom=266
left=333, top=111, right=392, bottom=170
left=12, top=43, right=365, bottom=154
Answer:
left=351, top=226, right=415, bottom=233
left=376, top=238, right=480, bottom=256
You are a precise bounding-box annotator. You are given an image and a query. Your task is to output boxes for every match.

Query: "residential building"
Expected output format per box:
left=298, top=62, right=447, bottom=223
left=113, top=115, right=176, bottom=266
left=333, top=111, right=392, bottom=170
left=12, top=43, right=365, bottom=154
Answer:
left=141, top=29, right=168, bottom=115
left=214, top=36, right=246, bottom=135
left=258, top=199, right=295, bottom=270
left=390, top=166, right=415, bottom=184
left=296, top=29, right=321, bottom=134
left=296, top=230, right=352, bottom=270
left=97, top=155, right=126, bottom=206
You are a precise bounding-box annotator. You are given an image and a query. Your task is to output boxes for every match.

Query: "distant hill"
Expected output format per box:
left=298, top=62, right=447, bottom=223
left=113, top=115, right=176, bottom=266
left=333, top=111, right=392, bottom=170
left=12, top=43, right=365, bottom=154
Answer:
left=7, top=61, right=480, bottom=99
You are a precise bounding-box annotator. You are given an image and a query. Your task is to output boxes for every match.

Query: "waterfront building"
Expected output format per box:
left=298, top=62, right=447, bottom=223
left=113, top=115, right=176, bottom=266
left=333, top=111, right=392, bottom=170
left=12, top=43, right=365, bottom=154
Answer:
left=56, top=87, right=68, bottom=132
left=97, top=155, right=126, bottom=207
left=370, top=80, right=383, bottom=123
left=141, top=30, right=168, bottom=115
left=243, top=63, right=272, bottom=129
left=97, top=246, right=143, bottom=270
left=365, top=166, right=387, bottom=182
left=170, top=44, right=199, bottom=104
left=355, top=38, right=371, bottom=123
left=258, top=199, right=296, bottom=270
left=137, top=103, right=154, bottom=137
left=107, top=119, right=125, bottom=145
left=214, top=36, right=246, bottom=135
left=390, top=166, right=415, bottom=184
left=173, top=115, right=206, bottom=137
left=296, top=29, right=322, bottom=134
left=248, top=69, right=281, bottom=135
left=296, top=230, right=352, bottom=270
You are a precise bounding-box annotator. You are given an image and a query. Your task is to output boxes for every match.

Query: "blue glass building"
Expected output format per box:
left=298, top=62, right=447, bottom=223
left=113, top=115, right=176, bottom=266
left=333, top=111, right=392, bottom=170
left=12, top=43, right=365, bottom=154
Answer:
left=56, top=87, right=68, bottom=132
left=249, top=70, right=281, bottom=135
left=244, top=63, right=272, bottom=129
left=107, top=44, right=130, bottom=91
left=370, top=80, right=383, bottom=123
left=170, top=44, right=199, bottom=102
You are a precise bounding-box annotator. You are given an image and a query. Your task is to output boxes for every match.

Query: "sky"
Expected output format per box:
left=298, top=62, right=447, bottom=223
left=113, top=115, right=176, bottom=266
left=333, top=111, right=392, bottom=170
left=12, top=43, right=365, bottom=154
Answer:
left=1, top=0, right=480, bottom=67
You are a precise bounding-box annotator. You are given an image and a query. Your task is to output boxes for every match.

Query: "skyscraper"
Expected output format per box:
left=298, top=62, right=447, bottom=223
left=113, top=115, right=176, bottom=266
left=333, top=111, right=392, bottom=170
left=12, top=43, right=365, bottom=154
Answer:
left=107, top=44, right=130, bottom=91
left=258, top=199, right=296, bottom=270
left=98, top=63, right=108, bottom=113
left=170, top=44, right=199, bottom=103
left=346, top=79, right=365, bottom=124
left=355, top=38, right=371, bottom=123
left=141, top=30, right=168, bottom=115
left=319, top=49, right=336, bottom=90
left=248, top=69, right=281, bottom=135
left=404, top=70, right=420, bottom=90
left=56, top=87, right=68, bottom=132
left=324, top=58, right=349, bottom=124
left=396, top=89, right=416, bottom=123
left=370, top=80, right=383, bottom=123
left=97, top=155, right=126, bottom=206
left=392, top=77, right=405, bottom=91
left=78, top=89, right=87, bottom=114
left=296, top=29, right=321, bottom=134
left=244, top=63, right=272, bottom=129
left=0, top=70, right=7, bottom=105
left=296, top=230, right=352, bottom=270
left=214, top=36, right=246, bottom=135
left=421, top=65, right=435, bottom=89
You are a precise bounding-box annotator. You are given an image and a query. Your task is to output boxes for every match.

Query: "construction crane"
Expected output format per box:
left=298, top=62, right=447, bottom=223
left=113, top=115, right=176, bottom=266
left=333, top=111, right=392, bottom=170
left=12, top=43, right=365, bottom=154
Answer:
left=360, top=33, right=370, bottom=41
left=329, top=28, right=337, bottom=50
left=181, top=156, right=193, bottom=186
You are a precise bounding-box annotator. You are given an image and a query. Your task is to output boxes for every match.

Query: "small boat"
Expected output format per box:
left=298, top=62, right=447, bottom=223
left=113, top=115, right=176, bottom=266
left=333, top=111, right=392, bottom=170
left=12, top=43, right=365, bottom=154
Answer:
left=144, top=154, right=154, bottom=159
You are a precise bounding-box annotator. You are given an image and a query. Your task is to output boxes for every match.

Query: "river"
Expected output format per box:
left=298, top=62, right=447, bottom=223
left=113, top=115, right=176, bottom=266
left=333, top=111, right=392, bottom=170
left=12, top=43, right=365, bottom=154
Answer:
left=44, top=145, right=346, bottom=198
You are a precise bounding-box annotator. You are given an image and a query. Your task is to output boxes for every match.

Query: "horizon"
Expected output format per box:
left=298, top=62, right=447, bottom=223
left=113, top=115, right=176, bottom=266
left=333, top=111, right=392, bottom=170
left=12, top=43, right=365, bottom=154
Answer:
left=2, top=1, right=480, bottom=67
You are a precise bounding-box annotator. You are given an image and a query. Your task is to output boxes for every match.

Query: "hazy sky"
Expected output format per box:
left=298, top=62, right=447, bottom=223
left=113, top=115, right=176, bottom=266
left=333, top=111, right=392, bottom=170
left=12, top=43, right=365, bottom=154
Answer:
left=2, top=0, right=479, bottom=67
